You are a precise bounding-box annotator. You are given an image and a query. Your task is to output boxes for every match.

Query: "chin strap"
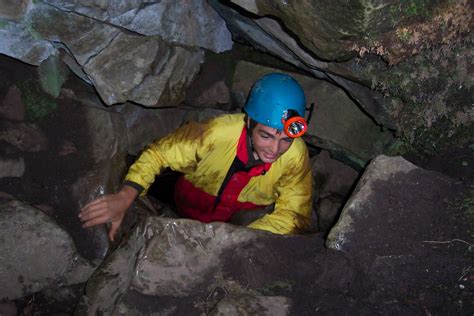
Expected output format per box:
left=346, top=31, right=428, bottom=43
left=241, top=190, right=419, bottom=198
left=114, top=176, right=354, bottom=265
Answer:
left=306, top=102, right=315, bottom=125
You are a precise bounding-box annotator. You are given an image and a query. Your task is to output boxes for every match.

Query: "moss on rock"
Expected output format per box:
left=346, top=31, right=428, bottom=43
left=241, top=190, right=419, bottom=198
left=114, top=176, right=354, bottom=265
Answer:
left=17, top=80, right=58, bottom=122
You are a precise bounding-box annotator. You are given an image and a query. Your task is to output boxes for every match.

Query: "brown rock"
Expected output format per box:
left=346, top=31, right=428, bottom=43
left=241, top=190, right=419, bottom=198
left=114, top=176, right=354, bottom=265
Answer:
left=0, top=85, right=25, bottom=122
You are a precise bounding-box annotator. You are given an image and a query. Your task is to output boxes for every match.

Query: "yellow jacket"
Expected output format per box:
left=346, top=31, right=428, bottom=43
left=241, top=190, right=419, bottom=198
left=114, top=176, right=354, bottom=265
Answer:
left=124, top=113, right=313, bottom=234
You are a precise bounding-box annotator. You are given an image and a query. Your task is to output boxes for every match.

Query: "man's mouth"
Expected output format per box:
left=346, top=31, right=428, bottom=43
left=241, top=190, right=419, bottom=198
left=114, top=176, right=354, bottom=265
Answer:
left=263, top=153, right=278, bottom=160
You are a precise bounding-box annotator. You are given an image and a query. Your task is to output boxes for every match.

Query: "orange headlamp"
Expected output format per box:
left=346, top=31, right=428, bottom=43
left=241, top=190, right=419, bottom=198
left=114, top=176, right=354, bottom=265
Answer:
left=282, top=115, right=307, bottom=138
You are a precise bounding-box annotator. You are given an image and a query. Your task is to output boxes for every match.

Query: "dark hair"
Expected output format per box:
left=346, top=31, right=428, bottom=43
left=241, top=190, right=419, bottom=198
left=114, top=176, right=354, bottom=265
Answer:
left=248, top=117, right=258, bottom=133
left=247, top=116, right=258, bottom=133
left=245, top=115, right=284, bottom=135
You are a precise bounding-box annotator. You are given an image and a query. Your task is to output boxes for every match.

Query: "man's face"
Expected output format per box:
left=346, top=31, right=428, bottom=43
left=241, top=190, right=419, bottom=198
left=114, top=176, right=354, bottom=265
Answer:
left=250, top=122, right=294, bottom=163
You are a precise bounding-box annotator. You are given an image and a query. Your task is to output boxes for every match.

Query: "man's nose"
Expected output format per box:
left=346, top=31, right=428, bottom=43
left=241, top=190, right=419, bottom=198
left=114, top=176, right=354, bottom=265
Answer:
left=269, top=139, right=280, bottom=154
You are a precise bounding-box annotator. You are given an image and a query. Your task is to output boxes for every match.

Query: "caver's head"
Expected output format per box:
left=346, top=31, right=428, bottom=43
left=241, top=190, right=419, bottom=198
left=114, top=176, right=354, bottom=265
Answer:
left=244, top=73, right=307, bottom=163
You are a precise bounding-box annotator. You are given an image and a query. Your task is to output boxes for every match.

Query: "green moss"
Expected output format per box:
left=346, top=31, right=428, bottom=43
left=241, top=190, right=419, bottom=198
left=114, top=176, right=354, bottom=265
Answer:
left=0, top=20, right=8, bottom=29
left=388, top=0, right=442, bottom=27
left=400, top=117, right=472, bottom=157
left=17, top=80, right=58, bottom=122
left=38, top=54, right=69, bottom=98
left=396, top=29, right=411, bottom=43
left=405, top=0, right=434, bottom=17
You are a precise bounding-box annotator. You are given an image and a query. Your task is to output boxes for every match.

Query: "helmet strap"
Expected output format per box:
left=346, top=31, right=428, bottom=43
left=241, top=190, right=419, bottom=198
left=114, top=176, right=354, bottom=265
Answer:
left=245, top=117, right=257, bottom=159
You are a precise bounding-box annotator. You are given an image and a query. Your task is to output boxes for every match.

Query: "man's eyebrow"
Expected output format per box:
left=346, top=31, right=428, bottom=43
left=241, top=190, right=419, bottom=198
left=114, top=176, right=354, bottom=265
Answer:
left=259, top=130, right=274, bottom=138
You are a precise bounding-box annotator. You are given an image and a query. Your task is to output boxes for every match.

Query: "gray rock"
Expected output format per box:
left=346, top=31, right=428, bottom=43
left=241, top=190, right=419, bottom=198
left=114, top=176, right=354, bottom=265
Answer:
left=0, top=156, right=25, bottom=178
left=76, top=217, right=353, bottom=315
left=71, top=157, right=125, bottom=262
left=75, top=219, right=257, bottom=314
left=44, top=0, right=233, bottom=53
left=82, top=31, right=204, bottom=106
left=181, top=108, right=231, bottom=124
left=132, top=220, right=256, bottom=297
left=28, top=4, right=121, bottom=67
left=186, top=80, right=231, bottom=108
left=315, top=196, right=343, bottom=233
left=83, top=106, right=128, bottom=164
left=312, top=150, right=360, bottom=198
left=113, top=103, right=189, bottom=156
left=74, top=220, right=148, bottom=315
left=0, top=200, right=94, bottom=300
left=25, top=3, right=204, bottom=107
left=0, top=3, right=56, bottom=66
left=69, top=105, right=129, bottom=261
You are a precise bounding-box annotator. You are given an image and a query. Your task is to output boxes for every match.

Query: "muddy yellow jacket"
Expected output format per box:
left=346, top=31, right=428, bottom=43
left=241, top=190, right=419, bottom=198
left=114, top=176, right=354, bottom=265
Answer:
left=124, top=113, right=313, bottom=234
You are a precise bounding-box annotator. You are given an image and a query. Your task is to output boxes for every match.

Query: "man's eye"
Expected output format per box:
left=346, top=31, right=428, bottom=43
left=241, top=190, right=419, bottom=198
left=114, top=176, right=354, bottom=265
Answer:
left=260, top=134, right=269, bottom=139
left=284, top=138, right=293, bottom=143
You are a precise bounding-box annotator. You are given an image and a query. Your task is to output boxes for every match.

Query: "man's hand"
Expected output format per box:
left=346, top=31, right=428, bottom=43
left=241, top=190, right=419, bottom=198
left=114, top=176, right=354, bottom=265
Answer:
left=78, top=185, right=138, bottom=241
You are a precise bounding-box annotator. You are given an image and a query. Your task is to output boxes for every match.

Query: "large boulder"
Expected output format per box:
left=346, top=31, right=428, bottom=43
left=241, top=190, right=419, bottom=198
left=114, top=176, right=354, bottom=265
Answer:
left=76, top=218, right=352, bottom=315
left=326, top=155, right=472, bottom=308
left=0, top=200, right=94, bottom=300
left=113, top=103, right=189, bottom=156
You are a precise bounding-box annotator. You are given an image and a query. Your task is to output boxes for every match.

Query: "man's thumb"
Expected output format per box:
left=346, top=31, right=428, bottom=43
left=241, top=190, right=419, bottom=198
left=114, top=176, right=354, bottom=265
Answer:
left=108, top=222, right=120, bottom=242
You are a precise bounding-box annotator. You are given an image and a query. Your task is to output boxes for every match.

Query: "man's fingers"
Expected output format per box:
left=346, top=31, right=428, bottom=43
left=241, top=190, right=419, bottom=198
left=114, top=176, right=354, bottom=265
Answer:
left=81, top=195, right=107, bottom=210
left=79, top=199, right=111, bottom=218
left=79, top=208, right=109, bottom=222
left=108, top=221, right=121, bottom=242
left=82, top=215, right=110, bottom=228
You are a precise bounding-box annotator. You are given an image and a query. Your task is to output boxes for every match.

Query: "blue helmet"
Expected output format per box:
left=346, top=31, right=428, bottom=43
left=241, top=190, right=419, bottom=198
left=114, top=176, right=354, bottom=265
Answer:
left=244, top=73, right=306, bottom=131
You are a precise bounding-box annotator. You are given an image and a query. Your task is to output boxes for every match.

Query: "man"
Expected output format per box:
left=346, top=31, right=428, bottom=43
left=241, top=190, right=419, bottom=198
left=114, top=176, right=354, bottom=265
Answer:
left=79, top=73, right=313, bottom=241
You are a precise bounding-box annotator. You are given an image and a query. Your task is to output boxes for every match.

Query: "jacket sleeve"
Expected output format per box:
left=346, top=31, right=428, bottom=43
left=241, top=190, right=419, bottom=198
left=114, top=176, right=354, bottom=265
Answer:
left=124, top=120, right=211, bottom=195
left=247, top=147, right=313, bottom=234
